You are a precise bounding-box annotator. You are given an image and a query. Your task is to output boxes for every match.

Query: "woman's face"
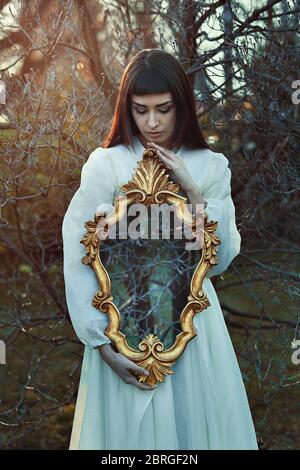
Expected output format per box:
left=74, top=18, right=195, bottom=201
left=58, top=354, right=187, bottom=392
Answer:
left=130, top=92, right=176, bottom=149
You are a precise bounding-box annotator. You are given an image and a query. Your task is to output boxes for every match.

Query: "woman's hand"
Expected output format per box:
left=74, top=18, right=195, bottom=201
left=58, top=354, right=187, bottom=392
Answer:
left=147, top=141, right=196, bottom=193
left=98, top=344, right=157, bottom=391
left=147, top=141, right=207, bottom=211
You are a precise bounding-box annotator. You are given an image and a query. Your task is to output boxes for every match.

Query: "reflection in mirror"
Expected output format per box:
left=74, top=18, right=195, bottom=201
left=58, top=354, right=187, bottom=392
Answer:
left=100, top=204, right=202, bottom=350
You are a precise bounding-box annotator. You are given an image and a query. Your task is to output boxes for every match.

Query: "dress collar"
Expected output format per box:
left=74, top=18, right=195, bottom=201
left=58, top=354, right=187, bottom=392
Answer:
left=130, top=134, right=184, bottom=159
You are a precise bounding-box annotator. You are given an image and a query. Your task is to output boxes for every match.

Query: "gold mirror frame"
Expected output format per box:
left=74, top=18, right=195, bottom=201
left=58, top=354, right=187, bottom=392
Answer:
left=80, top=147, right=221, bottom=386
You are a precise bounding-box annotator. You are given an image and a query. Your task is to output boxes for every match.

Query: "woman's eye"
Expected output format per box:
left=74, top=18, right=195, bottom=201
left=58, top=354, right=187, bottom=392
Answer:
left=135, top=108, right=171, bottom=114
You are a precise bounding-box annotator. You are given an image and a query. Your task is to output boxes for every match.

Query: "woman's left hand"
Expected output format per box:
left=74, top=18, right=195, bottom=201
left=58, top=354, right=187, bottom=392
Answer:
left=147, top=141, right=195, bottom=193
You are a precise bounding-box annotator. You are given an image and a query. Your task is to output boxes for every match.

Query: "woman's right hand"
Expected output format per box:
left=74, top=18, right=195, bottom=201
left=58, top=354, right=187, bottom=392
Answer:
left=98, top=344, right=157, bottom=391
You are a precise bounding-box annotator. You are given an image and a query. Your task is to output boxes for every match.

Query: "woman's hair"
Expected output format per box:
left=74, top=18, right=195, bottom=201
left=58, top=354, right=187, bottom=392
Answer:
left=102, top=48, right=210, bottom=150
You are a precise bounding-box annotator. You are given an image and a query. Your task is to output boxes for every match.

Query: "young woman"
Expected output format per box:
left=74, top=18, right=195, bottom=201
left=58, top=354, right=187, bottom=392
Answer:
left=62, top=48, right=258, bottom=450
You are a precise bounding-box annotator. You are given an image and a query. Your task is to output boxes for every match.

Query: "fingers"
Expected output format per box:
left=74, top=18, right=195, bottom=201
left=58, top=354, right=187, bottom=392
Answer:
left=127, top=376, right=158, bottom=391
left=148, top=141, right=174, bottom=159
left=127, top=365, right=158, bottom=390
left=154, top=149, right=173, bottom=169
left=130, top=366, right=149, bottom=380
left=137, top=382, right=158, bottom=391
left=147, top=141, right=177, bottom=170
left=157, top=150, right=172, bottom=167
left=134, top=365, right=149, bottom=376
left=108, top=351, right=158, bottom=391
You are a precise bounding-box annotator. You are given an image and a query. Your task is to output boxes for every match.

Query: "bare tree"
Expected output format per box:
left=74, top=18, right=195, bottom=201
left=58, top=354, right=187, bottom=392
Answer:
left=0, top=0, right=299, bottom=449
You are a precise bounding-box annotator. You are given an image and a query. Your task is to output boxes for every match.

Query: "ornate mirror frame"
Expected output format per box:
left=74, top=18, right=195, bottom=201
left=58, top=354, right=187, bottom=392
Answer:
left=80, top=147, right=221, bottom=386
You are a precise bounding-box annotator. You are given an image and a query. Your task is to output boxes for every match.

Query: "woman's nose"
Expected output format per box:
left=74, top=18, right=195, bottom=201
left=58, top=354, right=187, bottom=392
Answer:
left=147, top=112, right=159, bottom=127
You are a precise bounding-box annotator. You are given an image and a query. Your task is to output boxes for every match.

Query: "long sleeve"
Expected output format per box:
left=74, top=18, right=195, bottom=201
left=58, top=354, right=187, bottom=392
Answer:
left=200, top=154, right=241, bottom=279
left=62, top=147, right=116, bottom=349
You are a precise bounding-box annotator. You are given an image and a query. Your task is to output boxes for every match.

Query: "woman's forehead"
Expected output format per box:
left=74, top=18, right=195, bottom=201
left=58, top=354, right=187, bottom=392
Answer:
left=131, top=92, right=173, bottom=106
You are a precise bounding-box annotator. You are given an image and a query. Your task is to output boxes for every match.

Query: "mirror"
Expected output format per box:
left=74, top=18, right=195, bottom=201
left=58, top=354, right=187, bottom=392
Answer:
left=80, top=147, right=221, bottom=386
left=101, top=225, right=192, bottom=351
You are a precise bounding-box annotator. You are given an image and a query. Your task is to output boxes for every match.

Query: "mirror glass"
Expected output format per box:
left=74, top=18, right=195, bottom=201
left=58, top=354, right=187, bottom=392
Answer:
left=100, top=203, right=202, bottom=350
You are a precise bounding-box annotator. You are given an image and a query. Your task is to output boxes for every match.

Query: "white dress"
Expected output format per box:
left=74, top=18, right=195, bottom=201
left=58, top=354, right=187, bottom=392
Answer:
left=62, top=135, right=258, bottom=450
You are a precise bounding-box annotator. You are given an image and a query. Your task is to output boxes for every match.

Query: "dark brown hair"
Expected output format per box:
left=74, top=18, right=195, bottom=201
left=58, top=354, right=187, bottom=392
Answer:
left=102, top=48, right=210, bottom=151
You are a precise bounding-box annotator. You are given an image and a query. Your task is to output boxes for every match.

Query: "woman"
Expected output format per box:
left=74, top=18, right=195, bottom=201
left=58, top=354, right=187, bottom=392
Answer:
left=62, top=48, right=258, bottom=450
